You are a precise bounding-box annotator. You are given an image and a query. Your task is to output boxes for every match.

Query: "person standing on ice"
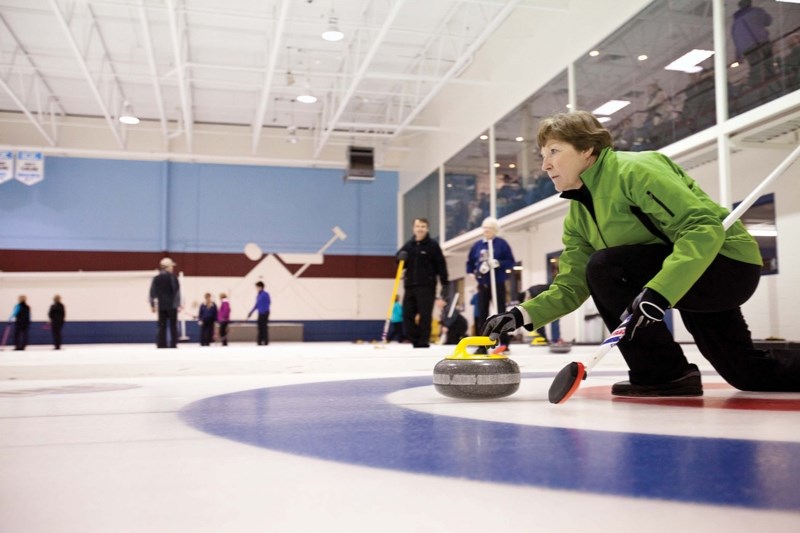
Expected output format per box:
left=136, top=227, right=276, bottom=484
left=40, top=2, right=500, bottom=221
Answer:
left=483, top=110, right=800, bottom=396
left=466, top=217, right=516, bottom=350
left=397, top=217, right=449, bottom=348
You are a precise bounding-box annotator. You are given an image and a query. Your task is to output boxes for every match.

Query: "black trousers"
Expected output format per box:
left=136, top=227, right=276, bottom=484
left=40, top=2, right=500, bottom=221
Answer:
left=52, top=321, right=64, bottom=349
left=14, top=325, right=29, bottom=350
left=156, top=308, right=178, bottom=348
left=257, top=312, right=269, bottom=345
left=200, top=320, right=215, bottom=346
left=218, top=321, right=229, bottom=346
left=477, top=282, right=509, bottom=345
left=403, top=286, right=435, bottom=347
left=586, top=244, right=800, bottom=391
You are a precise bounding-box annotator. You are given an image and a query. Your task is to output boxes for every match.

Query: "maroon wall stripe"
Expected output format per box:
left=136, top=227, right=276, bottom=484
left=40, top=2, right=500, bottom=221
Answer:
left=0, top=250, right=397, bottom=278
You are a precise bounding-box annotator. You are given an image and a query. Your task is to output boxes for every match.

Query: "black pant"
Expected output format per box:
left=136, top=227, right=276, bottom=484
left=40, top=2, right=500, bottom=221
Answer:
left=51, top=321, right=64, bottom=349
left=218, top=321, right=229, bottom=346
left=477, top=282, right=509, bottom=345
left=14, top=325, right=29, bottom=350
left=403, top=286, right=435, bottom=347
left=200, top=320, right=215, bottom=346
left=257, top=312, right=269, bottom=345
left=156, top=308, right=178, bottom=348
left=586, top=244, right=800, bottom=391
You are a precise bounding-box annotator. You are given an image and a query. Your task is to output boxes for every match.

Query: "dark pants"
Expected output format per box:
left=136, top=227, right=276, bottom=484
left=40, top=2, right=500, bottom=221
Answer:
left=257, top=312, right=269, bottom=345
left=586, top=244, right=800, bottom=391
left=218, top=321, right=229, bottom=346
left=14, top=325, right=29, bottom=350
left=743, top=41, right=775, bottom=87
left=52, top=321, right=64, bottom=349
left=403, top=286, right=435, bottom=347
left=386, top=321, right=405, bottom=342
left=200, top=320, right=215, bottom=346
left=477, top=282, right=509, bottom=345
left=156, top=308, right=178, bottom=348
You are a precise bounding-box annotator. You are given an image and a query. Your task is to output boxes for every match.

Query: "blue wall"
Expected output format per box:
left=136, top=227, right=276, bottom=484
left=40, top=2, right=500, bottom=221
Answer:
left=0, top=156, right=398, bottom=256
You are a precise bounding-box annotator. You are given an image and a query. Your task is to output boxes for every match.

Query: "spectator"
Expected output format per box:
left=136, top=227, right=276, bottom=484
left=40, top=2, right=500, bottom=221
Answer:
left=217, top=293, right=231, bottom=346
left=10, top=295, right=31, bottom=351
left=435, top=296, right=468, bottom=345
left=198, top=293, right=217, bottom=347
left=386, top=295, right=405, bottom=343
left=48, top=294, right=66, bottom=350
left=247, top=281, right=271, bottom=346
left=732, top=0, right=775, bottom=87
left=149, top=257, right=182, bottom=349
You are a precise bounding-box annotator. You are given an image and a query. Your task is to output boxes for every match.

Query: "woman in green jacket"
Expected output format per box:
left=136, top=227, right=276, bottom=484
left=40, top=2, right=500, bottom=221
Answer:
left=484, top=110, right=799, bottom=396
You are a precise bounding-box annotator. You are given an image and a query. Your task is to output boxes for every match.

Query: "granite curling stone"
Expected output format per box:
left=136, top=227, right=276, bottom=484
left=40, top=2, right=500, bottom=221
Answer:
left=433, top=336, right=521, bottom=399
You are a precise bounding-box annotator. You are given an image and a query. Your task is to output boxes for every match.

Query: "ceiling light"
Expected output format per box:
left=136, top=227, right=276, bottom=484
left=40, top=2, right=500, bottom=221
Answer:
left=665, top=49, right=714, bottom=73
left=597, top=117, right=611, bottom=123
left=479, top=134, right=488, bottom=140
left=589, top=50, right=600, bottom=57
left=493, top=163, right=500, bottom=168
left=322, top=16, right=344, bottom=42
left=731, top=61, right=740, bottom=68
left=509, top=163, right=516, bottom=168
left=515, top=136, right=524, bottom=142
left=119, top=101, right=139, bottom=125
left=637, top=54, right=648, bottom=61
left=592, top=99, right=630, bottom=115
left=297, top=93, right=317, bottom=104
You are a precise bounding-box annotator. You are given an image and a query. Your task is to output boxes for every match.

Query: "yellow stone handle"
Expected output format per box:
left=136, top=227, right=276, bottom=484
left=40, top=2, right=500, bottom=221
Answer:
left=447, top=336, right=506, bottom=360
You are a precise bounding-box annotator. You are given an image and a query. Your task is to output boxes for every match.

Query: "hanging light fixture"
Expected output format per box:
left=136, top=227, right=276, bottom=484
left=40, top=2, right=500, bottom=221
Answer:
left=321, top=15, right=344, bottom=42
left=119, top=101, right=140, bottom=125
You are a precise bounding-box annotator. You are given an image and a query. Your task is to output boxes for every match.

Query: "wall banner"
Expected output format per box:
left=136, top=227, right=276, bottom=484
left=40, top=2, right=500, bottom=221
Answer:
left=15, top=151, right=45, bottom=186
left=0, top=151, right=13, bottom=184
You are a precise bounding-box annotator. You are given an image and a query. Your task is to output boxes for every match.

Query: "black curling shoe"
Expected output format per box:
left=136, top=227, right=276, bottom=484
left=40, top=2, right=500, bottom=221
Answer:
left=611, top=364, right=703, bottom=397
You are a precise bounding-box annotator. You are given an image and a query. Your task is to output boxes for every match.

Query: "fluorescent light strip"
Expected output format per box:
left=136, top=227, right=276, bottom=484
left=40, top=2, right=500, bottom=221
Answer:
left=591, top=100, right=630, bottom=115
left=665, top=49, right=714, bottom=73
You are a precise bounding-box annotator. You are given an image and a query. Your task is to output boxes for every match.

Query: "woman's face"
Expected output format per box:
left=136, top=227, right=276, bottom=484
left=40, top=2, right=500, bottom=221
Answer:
left=540, top=139, right=596, bottom=192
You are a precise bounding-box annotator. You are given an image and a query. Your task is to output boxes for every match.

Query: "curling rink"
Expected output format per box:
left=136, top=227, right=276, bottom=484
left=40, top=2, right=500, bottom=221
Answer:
left=2, top=341, right=799, bottom=533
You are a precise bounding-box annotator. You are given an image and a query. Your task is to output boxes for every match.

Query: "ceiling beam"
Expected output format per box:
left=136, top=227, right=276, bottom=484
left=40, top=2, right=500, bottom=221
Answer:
left=251, top=0, right=291, bottom=155
left=392, top=0, right=520, bottom=138
left=165, top=0, right=194, bottom=151
left=48, top=0, right=125, bottom=148
left=312, top=0, right=407, bottom=159
left=0, top=77, right=56, bottom=146
left=137, top=0, right=169, bottom=147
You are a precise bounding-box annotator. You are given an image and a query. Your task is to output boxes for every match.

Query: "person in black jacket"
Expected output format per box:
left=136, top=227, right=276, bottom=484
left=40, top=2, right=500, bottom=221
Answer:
left=48, top=294, right=66, bottom=350
left=149, top=257, right=182, bottom=348
left=11, top=295, right=31, bottom=351
left=397, top=218, right=449, bottom=348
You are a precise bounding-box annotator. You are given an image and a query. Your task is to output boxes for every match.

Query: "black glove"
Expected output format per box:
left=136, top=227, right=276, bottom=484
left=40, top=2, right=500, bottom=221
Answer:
left=622, top=288, right=670, bottom=341
left=482, top=307, right=527, bottom=342
left=397, top=250, right=408, bottom=261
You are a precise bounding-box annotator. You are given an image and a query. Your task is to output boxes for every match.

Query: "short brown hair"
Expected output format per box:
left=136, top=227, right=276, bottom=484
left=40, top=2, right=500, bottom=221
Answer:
left=413, top=217, right=429, bottom=226
left=537, top=111, right=613, bottom=156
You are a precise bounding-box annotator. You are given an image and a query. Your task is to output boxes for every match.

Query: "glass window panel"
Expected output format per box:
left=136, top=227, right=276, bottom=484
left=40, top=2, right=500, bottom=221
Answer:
left=402, top=170, right=440, bottom=242
left=443, top=131, right=490, bottom=240
left=727, top=0, right=800, bottom=117
left=575, top=0, right=716, bottom=150
left=494, top=71, right=567, bottom=218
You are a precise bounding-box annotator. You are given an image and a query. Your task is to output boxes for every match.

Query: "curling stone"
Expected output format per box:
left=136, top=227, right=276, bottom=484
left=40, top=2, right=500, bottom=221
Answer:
left=549, top=341, right=573, bottom=354
left=433, top=336, right=520, bottom=399
left=529, top=331, right=548, bottom=347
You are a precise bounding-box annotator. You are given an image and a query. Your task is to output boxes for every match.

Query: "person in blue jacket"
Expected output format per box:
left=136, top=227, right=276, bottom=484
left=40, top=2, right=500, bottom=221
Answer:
left=467, top=217, right=516, bottom=348
left=247, top=281, right=271, bottom=346
left=197, top=293, right=218, bottom=347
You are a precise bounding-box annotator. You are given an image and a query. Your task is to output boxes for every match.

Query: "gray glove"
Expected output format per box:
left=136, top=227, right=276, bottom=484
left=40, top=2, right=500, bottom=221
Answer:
left=481, top=307, right=527, bottom=341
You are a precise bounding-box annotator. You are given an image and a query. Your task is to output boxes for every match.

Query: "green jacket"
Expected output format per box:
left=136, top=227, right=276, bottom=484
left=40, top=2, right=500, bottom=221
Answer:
left=521, top=147, right=762, bottom=328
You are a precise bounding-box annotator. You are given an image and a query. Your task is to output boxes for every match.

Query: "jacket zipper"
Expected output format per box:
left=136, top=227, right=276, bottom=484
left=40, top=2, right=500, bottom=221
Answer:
left=646, top=190, right=675, bottom=217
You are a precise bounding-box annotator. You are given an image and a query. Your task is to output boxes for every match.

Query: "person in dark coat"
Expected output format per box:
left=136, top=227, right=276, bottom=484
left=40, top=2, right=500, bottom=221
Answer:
left=197, top=293, right=218, bottom=346
left=48, top=294, right=66, bottom=350
left=11, top=295, right=31, bottom=351
left=397, top=217, right=449, bottom=348
left=149, top=257, right=182, bottom=348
